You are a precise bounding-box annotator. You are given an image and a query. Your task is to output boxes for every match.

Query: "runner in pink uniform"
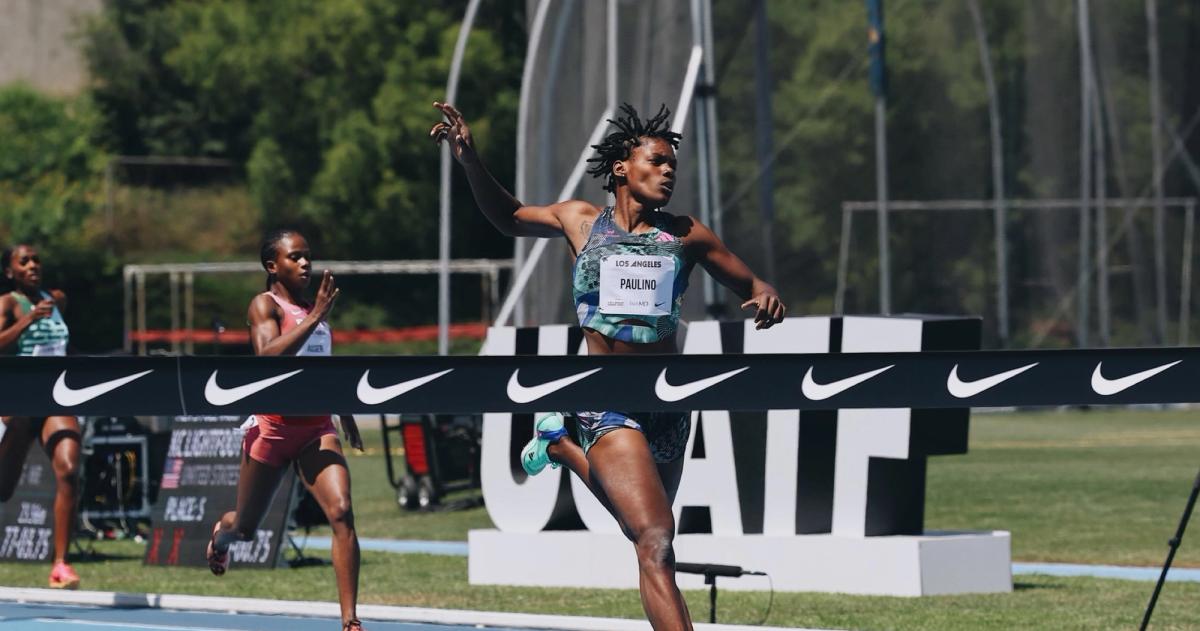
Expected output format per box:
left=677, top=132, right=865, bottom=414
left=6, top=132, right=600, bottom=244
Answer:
left=206, top=229, right=367, bottom=631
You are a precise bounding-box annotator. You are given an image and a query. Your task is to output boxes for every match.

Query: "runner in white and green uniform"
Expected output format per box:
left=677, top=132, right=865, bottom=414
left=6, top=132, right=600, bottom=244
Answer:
left=10, top=290, right=69, bottom=356
left=435, top=101, right=785, bottom=630
left=0, top=244, right=82, bottom=590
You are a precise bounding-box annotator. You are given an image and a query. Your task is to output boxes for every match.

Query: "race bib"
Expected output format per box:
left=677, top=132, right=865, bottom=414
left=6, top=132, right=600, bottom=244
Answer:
left=298, top=322, right=332, bottom=356
left=31, top=340, right=66, bottom=357
left=599, top=255, right=675, bottom=316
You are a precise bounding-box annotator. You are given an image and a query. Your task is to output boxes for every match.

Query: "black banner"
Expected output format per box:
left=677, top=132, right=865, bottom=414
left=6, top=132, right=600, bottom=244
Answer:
left=143, top=416, right=295, bottom=569
left=1, top=347, right=1199, bottom=416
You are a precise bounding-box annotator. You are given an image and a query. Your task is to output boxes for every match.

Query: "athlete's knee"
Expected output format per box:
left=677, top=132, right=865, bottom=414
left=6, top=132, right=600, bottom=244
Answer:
left=324, top=495, right=354, bottom=530
left=633, top=525, right=676, bottom=571
left=53, top=456, right=80, bottom=487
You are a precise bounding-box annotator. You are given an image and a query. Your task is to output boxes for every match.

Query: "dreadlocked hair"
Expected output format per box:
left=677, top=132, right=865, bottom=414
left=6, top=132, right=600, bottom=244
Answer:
left=586, top=103, right=682, bottom=193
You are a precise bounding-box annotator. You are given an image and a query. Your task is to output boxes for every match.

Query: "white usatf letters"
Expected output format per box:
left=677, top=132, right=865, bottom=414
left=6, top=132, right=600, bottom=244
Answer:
left=946, top=362, right=1039, bottom=398
left=52, top=370, right=154, bottom=406
left=356, top=369, right=453, bottom=405
left=203, top=369, right=303, bottom=406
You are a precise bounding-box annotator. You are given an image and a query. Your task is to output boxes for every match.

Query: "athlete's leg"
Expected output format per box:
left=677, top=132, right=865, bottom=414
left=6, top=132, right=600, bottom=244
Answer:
left=587, top=429, right=692, bottom=631
left=296, top=433, right=359, bottom=627
left=212, top=449, right=288, bottom=557
left=547, top=437, right=589, bottom=482
left=0, top=418, right=36, bottom=502
left=41, top=417, right=81, bottom=566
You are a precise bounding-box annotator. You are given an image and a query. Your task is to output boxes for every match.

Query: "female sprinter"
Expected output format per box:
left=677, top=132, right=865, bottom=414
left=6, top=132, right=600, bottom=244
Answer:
left=0, top=244, right=81, bottom=589
left=206, top=229, right=367, bottom=631
left=432, top=101, right=785, bottom=630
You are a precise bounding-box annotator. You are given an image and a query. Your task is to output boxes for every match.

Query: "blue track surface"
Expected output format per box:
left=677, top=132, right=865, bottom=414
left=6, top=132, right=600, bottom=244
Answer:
left=0, top=602, right=540, bottom=631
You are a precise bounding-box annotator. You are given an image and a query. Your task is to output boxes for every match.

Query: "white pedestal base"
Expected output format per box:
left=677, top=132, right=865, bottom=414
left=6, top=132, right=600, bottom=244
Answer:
left=469, top=530, right=1012, bottom=597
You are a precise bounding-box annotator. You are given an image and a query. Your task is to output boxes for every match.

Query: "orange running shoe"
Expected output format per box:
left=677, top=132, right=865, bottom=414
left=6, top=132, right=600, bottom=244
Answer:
left=343, top=619, right=365, bottom=631
left=48, top=561, right=79, bottom=589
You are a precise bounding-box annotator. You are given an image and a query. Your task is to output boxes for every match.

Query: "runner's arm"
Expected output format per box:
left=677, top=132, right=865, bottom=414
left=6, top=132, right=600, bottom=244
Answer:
left=431, top=101, right=586, bottom=238
left=688, top=218, right=786, bottom=329
left=247, top=294, right=321, bottom=356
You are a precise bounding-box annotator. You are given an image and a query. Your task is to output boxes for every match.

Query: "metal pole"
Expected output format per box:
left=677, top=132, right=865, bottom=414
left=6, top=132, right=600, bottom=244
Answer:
left=1181, top=202, right=1195, bottom=346
left=169, top=272, right=180, bottom=355
left=753, top=0, right=777, bottom=284
left=835, top=206, right=853, bottom=314
left=866, top=0, right=890, bottom=314
left=513, top=0, right=554, bottom=328
left=104, top=160, right=116, bottom=253
left=875, top=97, right=890, bottom=315
left=439, top=0, right=482, bottom=355
left=966, top=0, right=1008, bottom=346
left=185, top=272, right=195, bottom=355
left=1147, top=0, right=1168, bottom=344
left=136, top=272, right=147, bottom=356
left=1094, top=84, right=1109, bottom=346
left=691, top=0, right=716, bottom=314
left=701, top=0, right=725, bottom=297
left=488, top=267, right=500, bottom=324
left=1076, top=0, right=1093, bottom=347
left=122, top=267, right=132, bottom=353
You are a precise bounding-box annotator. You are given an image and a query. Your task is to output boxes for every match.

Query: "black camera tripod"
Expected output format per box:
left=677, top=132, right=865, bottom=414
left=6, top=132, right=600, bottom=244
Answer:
left=1139, top=466, right=1200, bottom=630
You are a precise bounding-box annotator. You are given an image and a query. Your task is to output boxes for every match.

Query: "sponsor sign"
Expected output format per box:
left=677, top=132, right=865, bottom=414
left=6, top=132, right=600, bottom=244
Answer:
left=0, top=446, right=55, bottom=563
left=143, top=416, right=295, bottom=569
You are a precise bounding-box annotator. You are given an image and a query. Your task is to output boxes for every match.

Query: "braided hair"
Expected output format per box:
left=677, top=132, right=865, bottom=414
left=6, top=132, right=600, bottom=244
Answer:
left=586, top=103, right=682, bottom=193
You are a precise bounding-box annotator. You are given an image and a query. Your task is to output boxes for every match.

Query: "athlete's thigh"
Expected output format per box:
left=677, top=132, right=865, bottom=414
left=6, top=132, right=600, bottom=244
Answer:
left=587, top=428, right=674, bottom=536
left=656, top=457, right=685, bottom=506
left=296, top=433, right=350, bottom=507
left=40, top=416, right=80, bottom=463
left=0, top=418, right=37, bottom=499
left=233, top=451, right=289, bottom=532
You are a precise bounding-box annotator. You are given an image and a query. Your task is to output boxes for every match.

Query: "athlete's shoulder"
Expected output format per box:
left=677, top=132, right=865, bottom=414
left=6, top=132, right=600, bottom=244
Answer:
left=657, top=212, right=709, bottom=239
left=247, top=292, right=279, bottom=320
left=556, top=199, right=602, bottom=219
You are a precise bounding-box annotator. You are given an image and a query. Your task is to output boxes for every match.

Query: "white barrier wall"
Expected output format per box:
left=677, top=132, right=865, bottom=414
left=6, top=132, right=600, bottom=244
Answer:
left=471, top=316, right=1011, bottom=596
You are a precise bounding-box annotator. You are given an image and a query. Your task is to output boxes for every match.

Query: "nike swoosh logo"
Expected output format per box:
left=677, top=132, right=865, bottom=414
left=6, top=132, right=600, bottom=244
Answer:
left=357, top=369, right=453, bottom=405
left=655, top=367, right=749, bottom=402
left=205, top=369, right=303, bottom=406
left=946, top=363, right=1039, bottom=399
left=507, top=368, right=602, bottom=403
left=1091, top=360, right=1181, bottom=396
left=52, top=370, right=154, bottom=406
left=801, top=365, right=893, bottom=401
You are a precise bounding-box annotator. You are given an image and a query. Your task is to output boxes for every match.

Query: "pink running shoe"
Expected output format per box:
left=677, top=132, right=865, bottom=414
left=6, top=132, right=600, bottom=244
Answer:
left=343, top=619, right=366, bottom=631
left=48, top=561, right=79, bottom=589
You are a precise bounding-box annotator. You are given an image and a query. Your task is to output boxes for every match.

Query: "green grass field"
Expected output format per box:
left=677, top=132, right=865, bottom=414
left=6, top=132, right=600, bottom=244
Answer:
left=3, top=408, right=1200, bottom=629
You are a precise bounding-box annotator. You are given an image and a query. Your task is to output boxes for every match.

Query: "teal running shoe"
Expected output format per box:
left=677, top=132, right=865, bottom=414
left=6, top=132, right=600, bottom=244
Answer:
left=521, top=412, right=567, bottom=476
